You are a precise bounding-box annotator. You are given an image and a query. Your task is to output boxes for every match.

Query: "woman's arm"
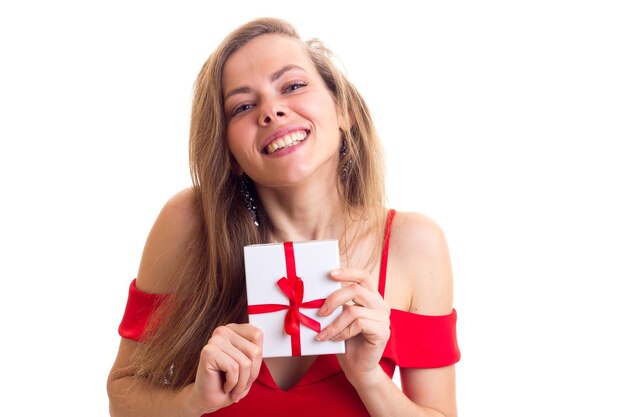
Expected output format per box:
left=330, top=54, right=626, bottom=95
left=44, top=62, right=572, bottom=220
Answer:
left=108, top=339, right=204, bottom=417
left=321, top=212, right=457, bottom=417
left=107, top=189, right=263, bottom=416
left=108, top=326, right=263, bottom=417
left=342, top=364, right=456, bottom=417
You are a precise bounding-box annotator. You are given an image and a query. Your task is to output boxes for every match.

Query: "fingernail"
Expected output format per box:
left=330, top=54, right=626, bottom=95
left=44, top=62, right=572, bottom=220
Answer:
left=330, top=333, right=342, bottom=341
left=330, top=269, right=342, bottom=277
left=317, top=328, right=328, bottom=341
left=318, top=304, right=328, bottom=316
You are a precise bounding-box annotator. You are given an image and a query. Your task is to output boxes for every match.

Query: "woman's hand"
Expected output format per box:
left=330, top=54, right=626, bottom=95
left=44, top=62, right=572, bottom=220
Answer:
left=188, top=323, right=263, bottom=414
left=316, top=268, right=391, bottom=386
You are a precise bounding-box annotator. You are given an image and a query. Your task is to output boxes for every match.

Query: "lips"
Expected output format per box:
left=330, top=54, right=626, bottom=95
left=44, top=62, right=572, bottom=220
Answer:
left=263, top=129, right=309, bottom=154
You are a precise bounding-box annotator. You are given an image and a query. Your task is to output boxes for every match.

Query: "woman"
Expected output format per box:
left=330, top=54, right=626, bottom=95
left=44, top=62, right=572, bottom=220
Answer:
left=107, top=17, right=460, bottom=417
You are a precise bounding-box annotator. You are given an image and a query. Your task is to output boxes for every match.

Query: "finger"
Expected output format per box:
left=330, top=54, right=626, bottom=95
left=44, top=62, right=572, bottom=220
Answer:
left=225, top=323, right=264, bottom=345
left=329, top=268, right=377, bottom=292
left=200, top=344, right=240, bottom=394
left=210, top=326, right=261, bottom=400
left=225, top=324, right=264, bottom=392
left=317, top=304, right=388, bottom=341
left=319, top=283, right=381, bottom=316
left=218, top=346, right=251, bottom=400
left=331, top=316, right=390, bottom=343
left=223, top=324, right=263, bottom=362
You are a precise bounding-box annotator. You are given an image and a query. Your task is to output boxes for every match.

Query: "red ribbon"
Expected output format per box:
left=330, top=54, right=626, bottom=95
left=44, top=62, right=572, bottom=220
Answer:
left=247, top=242, right=325, bottom=356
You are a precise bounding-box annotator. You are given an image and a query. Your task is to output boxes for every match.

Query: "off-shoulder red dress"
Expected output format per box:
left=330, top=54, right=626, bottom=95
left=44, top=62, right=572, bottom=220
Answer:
left=118, top=210, right=460, bottom=416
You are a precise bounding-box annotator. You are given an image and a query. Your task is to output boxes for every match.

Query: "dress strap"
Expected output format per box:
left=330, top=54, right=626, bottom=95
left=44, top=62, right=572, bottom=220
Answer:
left=378, top=209, right=396, bottom=298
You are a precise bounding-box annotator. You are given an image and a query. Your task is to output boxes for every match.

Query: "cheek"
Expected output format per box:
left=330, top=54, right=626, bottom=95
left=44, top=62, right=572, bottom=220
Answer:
left=303, top=94, right=341, bottom=130
left=322, top=96, right=342, bottom=129
left=226, top=122, right=247, bottom=157
left=225, top=131, right=237, bottom=158
left=225, top=129, right=244, bottom=167
left=225, top=124, right=258, bottom=175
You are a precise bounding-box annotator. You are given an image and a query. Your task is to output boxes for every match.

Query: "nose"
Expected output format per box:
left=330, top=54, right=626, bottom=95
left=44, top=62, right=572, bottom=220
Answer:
left=258, top=98, right=287, bottom=126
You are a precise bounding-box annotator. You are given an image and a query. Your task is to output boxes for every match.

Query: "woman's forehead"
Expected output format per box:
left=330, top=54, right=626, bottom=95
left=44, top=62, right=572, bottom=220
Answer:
left=222, top=35, right=313, bottom=90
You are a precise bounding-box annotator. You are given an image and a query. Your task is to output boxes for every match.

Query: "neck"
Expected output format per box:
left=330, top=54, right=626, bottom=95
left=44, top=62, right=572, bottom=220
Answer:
left=256, top=177, right=345, bottom=242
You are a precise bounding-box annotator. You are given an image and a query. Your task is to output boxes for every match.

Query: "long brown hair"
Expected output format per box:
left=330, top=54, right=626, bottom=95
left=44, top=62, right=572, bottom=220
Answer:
left=134, top=17, right=386, bottom=388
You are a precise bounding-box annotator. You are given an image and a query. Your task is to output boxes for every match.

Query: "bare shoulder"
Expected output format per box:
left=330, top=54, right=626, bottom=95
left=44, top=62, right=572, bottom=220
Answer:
left=135, top=188, right=202, bottom=294
left=388, top=211, right=454, bottom=315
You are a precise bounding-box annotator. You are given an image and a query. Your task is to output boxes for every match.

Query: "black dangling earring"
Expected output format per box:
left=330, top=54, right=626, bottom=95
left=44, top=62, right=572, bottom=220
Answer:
left=340, top=139, right=348, bottom=157
left=240, top=174, right=259, bottom=227
left=340, top=137, right=352, bottom=178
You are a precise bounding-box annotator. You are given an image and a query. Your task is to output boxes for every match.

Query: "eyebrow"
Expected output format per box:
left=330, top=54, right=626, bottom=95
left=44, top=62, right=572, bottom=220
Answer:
left=223, top=64, right=307, bottom=101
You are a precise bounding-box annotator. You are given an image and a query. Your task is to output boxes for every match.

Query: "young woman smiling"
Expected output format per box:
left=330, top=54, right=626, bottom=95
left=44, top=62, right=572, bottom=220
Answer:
left=107, top=17, right=460, bottom=417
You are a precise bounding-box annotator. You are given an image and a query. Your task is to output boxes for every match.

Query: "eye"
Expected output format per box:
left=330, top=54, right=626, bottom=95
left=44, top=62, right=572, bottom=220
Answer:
left=284, top=81, right=308, bottom=93
left=232, top=102, right=255, bottom=116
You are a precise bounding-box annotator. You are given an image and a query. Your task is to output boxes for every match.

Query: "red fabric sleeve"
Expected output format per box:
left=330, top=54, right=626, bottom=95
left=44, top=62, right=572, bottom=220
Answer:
left=382, top=308, right=460, bottom=368
left=118, top=279, right=169, bottom=342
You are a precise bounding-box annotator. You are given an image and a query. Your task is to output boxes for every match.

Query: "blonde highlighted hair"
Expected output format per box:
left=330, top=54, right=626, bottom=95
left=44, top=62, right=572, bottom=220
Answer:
left=134, top=17, right=386, bottom=388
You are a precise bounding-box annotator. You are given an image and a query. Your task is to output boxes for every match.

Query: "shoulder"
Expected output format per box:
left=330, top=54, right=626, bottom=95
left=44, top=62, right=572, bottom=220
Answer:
left=390, top=211, right=449, bottom=263
left=157, top=187, right=201, bottom=225
left=135, top=188, right=202, bottom=294
left=388, top=211, right=453, bottom=315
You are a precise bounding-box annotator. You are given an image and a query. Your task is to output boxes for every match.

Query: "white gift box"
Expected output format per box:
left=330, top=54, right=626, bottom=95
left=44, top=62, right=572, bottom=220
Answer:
left=244, top=240, right=346, bottom=358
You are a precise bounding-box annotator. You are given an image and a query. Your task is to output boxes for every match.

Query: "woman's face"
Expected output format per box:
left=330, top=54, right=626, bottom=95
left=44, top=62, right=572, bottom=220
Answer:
left=222, top=34, right=343, bottom=189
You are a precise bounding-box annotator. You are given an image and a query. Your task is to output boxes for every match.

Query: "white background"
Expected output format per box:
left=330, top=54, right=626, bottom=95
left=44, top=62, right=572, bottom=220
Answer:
left=1, top=1, right=624, bottom=415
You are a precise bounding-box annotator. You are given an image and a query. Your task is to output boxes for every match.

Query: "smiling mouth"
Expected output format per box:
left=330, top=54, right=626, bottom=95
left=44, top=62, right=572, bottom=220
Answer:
left=264, top=130, right=309, bottom=154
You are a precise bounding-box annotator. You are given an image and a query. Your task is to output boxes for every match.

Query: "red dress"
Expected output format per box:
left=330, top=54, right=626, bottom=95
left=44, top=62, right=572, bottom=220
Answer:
left=118, top=210, right=460, bottom=416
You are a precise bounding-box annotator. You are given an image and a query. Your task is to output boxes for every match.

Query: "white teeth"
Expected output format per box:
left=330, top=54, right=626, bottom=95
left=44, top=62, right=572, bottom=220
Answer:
left=265, top=130, right=307, bottom=154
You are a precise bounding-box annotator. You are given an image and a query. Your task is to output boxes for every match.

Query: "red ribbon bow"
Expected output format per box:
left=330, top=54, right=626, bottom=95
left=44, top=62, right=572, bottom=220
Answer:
left=247, top=242, right=325, bottom=356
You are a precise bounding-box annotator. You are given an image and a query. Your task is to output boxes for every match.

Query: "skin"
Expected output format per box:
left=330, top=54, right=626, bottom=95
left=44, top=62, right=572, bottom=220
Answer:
left=107, top=34, right=457, bottom=417
left=222, top=34, right=348, bottom=234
